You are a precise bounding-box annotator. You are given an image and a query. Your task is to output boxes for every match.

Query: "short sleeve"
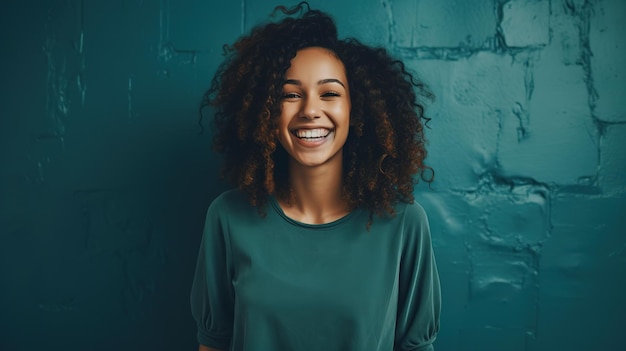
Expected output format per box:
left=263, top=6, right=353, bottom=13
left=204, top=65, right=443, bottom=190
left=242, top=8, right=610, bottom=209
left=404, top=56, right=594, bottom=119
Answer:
left=394, top=203, right=441, bottom=351
left=190, top=196, right=235, bottom=349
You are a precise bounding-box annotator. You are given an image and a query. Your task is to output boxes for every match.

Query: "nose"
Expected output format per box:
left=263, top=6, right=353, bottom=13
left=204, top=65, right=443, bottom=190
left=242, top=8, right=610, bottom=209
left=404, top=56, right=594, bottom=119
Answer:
left=300, top=96, right=321, bottom=120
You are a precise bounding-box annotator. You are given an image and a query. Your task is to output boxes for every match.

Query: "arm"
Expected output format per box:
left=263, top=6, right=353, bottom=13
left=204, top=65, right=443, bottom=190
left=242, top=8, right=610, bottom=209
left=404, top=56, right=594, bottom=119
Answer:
left=394, top=203, right=441, bottom=351
left=191, top=196, right=235, bottom=350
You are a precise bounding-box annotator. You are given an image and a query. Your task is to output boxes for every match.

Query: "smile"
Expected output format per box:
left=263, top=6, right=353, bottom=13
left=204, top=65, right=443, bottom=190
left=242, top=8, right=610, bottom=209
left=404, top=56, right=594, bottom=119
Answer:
left=292, top=128, right=332, bottom=140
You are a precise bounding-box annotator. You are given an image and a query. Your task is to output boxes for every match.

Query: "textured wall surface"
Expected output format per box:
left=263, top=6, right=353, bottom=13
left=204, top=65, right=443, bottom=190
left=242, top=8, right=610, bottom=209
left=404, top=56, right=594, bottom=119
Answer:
left=1, top=1, right=624, bottom=350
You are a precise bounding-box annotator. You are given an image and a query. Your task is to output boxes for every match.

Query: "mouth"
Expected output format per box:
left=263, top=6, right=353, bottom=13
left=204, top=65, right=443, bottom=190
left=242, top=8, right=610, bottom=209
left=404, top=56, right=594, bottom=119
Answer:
left=291, top=128, right=332, bottom=141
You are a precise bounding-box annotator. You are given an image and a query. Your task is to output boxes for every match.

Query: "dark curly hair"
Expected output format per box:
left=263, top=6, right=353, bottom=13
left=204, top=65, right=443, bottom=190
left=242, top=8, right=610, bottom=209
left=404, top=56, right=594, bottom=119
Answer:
left=200, top=2, right=433, bottom=222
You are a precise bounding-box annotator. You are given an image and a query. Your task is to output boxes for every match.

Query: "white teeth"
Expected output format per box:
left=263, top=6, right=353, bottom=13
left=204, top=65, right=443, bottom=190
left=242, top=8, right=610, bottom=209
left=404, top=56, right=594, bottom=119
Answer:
left=295, top=128, right=330, bottom=139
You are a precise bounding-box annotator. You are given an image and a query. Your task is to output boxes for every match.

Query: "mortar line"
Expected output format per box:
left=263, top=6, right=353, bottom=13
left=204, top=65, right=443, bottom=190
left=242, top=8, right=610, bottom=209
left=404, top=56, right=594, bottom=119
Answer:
left=241, top=0, right=246, bottom=34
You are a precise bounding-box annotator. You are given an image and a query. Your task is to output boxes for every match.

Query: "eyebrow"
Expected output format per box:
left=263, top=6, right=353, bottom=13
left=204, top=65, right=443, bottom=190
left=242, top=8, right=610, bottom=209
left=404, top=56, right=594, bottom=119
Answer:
left=283, top=78, right=346, bottom=88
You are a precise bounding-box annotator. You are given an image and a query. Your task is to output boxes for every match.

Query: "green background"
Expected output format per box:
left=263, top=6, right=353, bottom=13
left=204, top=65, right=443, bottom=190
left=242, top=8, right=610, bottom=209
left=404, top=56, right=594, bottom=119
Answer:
left=1, top=0, right=625, bottom=350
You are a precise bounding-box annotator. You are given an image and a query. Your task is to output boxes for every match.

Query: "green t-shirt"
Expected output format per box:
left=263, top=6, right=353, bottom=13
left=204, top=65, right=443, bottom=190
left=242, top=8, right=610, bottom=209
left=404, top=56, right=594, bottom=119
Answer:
left=191, top=190, right=440, bottom=351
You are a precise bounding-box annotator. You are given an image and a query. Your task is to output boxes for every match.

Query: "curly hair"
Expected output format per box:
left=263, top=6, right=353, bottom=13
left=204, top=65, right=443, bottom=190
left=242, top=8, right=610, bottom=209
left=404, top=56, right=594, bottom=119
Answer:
left=200, top=2, right=433, bottom=221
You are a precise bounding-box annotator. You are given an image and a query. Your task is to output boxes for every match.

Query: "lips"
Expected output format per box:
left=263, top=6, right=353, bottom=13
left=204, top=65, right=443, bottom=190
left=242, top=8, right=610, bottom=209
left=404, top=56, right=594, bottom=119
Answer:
left=293, top=128, right=331, bottom=139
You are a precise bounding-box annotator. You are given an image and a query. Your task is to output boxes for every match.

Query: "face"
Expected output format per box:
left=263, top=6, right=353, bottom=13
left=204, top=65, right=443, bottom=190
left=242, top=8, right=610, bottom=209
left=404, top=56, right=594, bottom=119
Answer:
left=278, top=47, right=351, bottom=169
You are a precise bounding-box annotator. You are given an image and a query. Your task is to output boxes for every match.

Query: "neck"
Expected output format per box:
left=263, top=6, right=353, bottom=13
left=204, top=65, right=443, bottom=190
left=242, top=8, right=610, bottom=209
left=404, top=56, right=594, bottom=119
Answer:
left=279, top=155, right=349, bottom=224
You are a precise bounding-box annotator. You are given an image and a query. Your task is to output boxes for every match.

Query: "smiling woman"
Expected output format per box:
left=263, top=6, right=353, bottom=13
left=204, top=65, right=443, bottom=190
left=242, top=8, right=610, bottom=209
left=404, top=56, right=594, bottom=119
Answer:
left=278, top=47, right=350, bottom=168
left=191, top=3, right=440, bottom=351
left=277, top=47, right=352, bottom=223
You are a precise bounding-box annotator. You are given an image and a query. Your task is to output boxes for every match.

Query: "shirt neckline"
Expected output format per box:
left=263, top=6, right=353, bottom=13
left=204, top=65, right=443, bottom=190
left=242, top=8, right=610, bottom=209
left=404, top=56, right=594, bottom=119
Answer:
left=269, top=195, right=361, bottom=230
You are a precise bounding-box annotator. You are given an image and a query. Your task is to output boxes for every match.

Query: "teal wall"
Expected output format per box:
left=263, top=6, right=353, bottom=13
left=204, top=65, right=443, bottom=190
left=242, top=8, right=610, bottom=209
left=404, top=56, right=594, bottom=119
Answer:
left=1, top=1, right=624, bottom=350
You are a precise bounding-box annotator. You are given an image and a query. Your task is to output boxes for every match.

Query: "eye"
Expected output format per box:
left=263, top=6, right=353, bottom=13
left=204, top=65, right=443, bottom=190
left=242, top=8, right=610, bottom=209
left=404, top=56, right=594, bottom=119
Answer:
left=321, top=91, right=340, bottom=98
left=282, top=92, right=301, bottom=99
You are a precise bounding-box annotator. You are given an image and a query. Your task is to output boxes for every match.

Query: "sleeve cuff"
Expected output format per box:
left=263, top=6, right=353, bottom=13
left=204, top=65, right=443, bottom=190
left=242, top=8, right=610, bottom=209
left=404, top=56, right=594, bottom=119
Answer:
left=198, top=328, right=231, bottom=350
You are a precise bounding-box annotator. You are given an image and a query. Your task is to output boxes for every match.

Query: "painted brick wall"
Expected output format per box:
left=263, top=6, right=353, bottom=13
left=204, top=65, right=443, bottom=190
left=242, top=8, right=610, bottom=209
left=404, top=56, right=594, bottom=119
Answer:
left=1, top=1, right=624, bottom=350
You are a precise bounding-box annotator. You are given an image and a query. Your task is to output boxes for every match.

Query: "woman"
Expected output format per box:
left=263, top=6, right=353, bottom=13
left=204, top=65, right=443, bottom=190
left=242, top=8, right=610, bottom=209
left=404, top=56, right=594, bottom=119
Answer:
left=191, top=3, right=441, bottom=350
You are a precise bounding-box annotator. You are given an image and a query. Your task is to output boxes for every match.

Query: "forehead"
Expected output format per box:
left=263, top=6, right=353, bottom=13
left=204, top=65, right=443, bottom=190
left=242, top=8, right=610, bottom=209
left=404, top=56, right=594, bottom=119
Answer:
left=286, top=47, right=347, bottom=78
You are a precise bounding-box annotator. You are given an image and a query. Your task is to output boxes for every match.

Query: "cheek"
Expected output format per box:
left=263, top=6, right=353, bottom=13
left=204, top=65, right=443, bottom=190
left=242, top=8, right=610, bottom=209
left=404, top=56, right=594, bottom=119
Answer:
left=278, top=104, right=295, bottom=126
left=278, top=117, right=289, bottom=135
left=277, top=116, right=291, bottom=146
left=332, top=103, right=351, bottom=126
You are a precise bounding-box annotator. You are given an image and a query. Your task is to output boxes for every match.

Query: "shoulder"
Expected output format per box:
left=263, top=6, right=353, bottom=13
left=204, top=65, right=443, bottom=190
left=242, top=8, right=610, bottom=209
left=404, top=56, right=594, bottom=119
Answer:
left=395, top=200, right=429, bottom=226
left=211, top=188, right=248, bottom=206
left=392, top=200, right=432, bottom=245
left=368, top=200, right=431, bottom=237
left=202, top=189, right=262, bottom=239
left=207, top=189, right=254, bottom=217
